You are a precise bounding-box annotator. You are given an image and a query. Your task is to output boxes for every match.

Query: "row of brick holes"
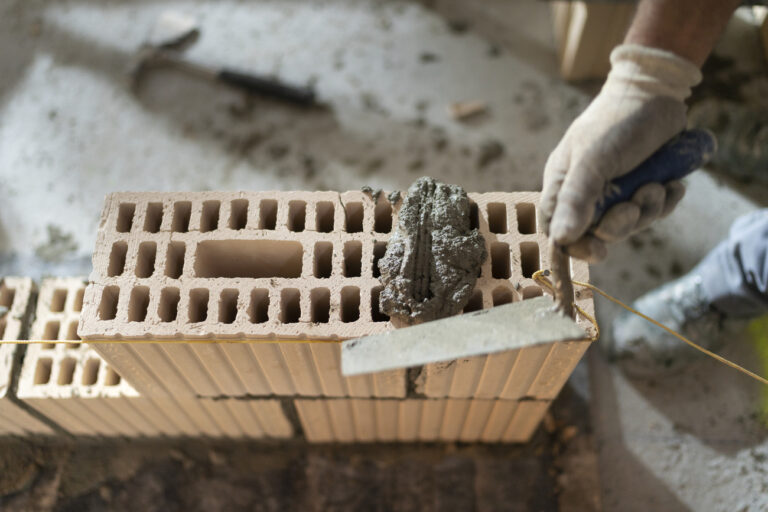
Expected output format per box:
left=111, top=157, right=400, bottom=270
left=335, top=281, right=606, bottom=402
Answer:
left=97, top=281, right=545, bottom=326
left=116, top=199, right=536, bottom=235
left=108, top=239, right=380, bottom=280
left=462, top=286, right=544, bottom=313
left=0, top=285, right=15, bottom=339
left=98, top=285, right=390, bottom=325
left=116, top=198, right=394, bottom=234
left=34, top=357, right=121, bottom=387
left=107, top=238, right=538, bottom=281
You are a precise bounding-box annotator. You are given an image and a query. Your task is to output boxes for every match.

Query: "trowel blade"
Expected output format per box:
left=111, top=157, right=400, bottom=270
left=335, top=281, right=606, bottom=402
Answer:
left=341, top=295, right=588, bottom=376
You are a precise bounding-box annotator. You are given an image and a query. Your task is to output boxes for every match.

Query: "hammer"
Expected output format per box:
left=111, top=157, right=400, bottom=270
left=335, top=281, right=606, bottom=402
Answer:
left=549, top=129, right=717, bottom=317
left=130, top=11, right=316, bottom=106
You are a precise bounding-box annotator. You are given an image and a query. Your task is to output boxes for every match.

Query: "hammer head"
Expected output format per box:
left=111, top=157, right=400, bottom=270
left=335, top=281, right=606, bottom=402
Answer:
left=147, top=10, right=200, bottom=49
left=128, top=10, right=200, bottom=91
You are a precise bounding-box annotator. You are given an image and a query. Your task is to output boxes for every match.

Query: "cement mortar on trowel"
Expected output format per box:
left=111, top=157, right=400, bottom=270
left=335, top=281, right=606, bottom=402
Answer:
left=378, top=177, right=487, bottom=325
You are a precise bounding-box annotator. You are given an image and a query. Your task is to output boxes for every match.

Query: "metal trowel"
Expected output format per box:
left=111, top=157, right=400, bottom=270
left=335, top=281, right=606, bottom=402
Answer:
left=341, top=129, right=716, bottom=377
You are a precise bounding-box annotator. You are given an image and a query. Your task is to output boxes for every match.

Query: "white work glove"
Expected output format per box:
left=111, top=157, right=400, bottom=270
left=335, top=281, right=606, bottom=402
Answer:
left=541, top=44, right=702, bottom=262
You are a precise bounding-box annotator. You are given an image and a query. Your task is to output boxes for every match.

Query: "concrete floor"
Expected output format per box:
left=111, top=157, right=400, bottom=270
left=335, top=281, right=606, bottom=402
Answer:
left=1, top=0, right=767, bottom=510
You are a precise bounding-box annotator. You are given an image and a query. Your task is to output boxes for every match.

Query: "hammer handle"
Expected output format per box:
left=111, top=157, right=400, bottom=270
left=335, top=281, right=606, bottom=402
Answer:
left=219, top=69, right=316, bottom=106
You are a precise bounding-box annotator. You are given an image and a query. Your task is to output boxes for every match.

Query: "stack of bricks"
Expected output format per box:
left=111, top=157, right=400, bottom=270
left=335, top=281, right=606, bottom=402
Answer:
left=0, top=278, right=54, bottom=435
left=15, top=278, right=292, bottom=438
left=74, top=190, right=594, bottom=442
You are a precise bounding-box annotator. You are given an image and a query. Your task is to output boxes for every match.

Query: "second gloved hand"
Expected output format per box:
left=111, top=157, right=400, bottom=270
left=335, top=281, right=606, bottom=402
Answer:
left=541, top=44, right=702, bottom=262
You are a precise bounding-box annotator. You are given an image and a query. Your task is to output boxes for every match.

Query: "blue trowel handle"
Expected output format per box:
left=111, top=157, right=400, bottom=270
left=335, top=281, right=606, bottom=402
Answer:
left=592, top=128, right=717, bottom=222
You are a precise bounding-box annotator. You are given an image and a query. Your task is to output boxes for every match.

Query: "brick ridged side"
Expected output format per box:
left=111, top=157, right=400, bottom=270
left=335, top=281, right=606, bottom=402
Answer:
left=294, top=398, right=551, bottom=443
left=79, top=190, right=594, bottom=401
left=17, top=278, right=292, bottom=438
left=0, top=277, right=55, bottom=436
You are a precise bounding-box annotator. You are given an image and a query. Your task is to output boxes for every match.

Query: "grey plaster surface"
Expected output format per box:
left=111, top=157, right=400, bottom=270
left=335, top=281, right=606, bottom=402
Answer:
left=1, top=0, right=768, bottom=510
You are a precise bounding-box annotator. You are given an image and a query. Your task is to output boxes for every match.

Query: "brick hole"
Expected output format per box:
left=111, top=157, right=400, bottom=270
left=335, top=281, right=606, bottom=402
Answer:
left=66, top=321, right=80, bottom=345
left=341, top=287, right=360, bottom=323
left=492, top=287, right=514, bottom=306
left=201, top=200, right=221, bottom=232
left=491, top=242, right=511, bottom=279
left=371, top=286, right=389, bottom=322
left=172, top=201, right=192, bottom=232
left=313, top=242, right=333, bottom=279
left=158, top=288, right=180, bottom=322
left=229, top=199, right=249, bottom=230
left=82, top=359, right=100, bottom=385
left=372, top=241, right=387, bottom=278
left=105, top=368, right=121, bottom=386
left=259, top=199, right=278, bottom=229
left=165, top=242, right=186, bottom=279
left=135, top=241, right=157, bottom=278
left=463, top=290, right=484, bottom=313
left=248, top=289, right=270, bottom=324
left=0, top=285, right=15, bottom=308
left=315, top=201, right=335, bottom=232
left=144, top=202, right=163, bottom=233
left=469, top=200, right=479, bottom=230
left=288, top=200, right=306, bottom=232
left=42, top=321, right=60, bottom=342
left=279, top=289, right=301, bottom=324
left=99, top=286, right=120, bottom=320
left=516, top=203, right=537, bottom=234
left=116, top=203, right=135, bottom=233
left=108, top=241, right=127, bottom=277
left=343, top=241, right=362, bottom=277
left=522, top=286, right=543, bottom=299
left=128, top=287, right=150, bottom=322
left=34, top=358, right=52, bottom=385
left=50, top=289, right=67, bottom=312
left=219, top=289, right=239, bottom=324
left=345, top=202, right=364, bottom=233
left=487, top=203, right=508, bottom=234
left=310, top=288, right=330, bottom=323
left=58, top=358, right=76, bottom=385
left=73, top=288, right=84, bottom=312
left=195, top=240, right=302, bottom=278
left=188, top=289, right=209, bottom=323
left=520, top=242, right=540, bottom=278
left=374, top=200, right=393, bottom=233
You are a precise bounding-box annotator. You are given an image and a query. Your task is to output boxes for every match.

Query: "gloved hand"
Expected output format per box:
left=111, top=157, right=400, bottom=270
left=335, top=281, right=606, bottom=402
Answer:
left=541, top=44, right=702, bottom=262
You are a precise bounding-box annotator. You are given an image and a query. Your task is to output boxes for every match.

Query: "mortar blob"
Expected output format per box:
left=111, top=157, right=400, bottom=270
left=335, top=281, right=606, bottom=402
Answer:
left=378, top=177, right=487, bottom=325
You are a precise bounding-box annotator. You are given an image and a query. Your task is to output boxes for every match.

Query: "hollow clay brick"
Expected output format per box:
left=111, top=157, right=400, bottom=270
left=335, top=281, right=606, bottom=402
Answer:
left=79, top=191, right=593, bottom=401
left=0, top=277, right=54, bottom=436
left=294, top=398, right=550, bottom=443
left=17, top=278, right=292, bottom=438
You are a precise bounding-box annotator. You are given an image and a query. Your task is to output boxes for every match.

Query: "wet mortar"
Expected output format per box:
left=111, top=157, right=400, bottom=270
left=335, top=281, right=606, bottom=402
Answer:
left=378, top=177, right=487, bottom=325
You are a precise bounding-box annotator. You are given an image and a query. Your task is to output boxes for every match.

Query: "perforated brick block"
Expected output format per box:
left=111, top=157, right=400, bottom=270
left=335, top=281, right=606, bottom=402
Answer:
left=18, top=278, right=292, bottom=438
left=294, top=398, right=551, bottom=443
left=0, top=277, right=54, bottom=436
left=79, top=191, right=594, bottom=400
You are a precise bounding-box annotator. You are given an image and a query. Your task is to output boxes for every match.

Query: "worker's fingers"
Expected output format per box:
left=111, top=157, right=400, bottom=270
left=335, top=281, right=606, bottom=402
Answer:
left=566, top=234, right=607, bottom=263
left=593, top=202, right=641, bottom=242
left=631, top=182, right=666, bottom=231
left=660, top=180, right=686, bottom=217
left=540, top=145, right=571, bottom=235
left=549, top=151, right=607, bottom=245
